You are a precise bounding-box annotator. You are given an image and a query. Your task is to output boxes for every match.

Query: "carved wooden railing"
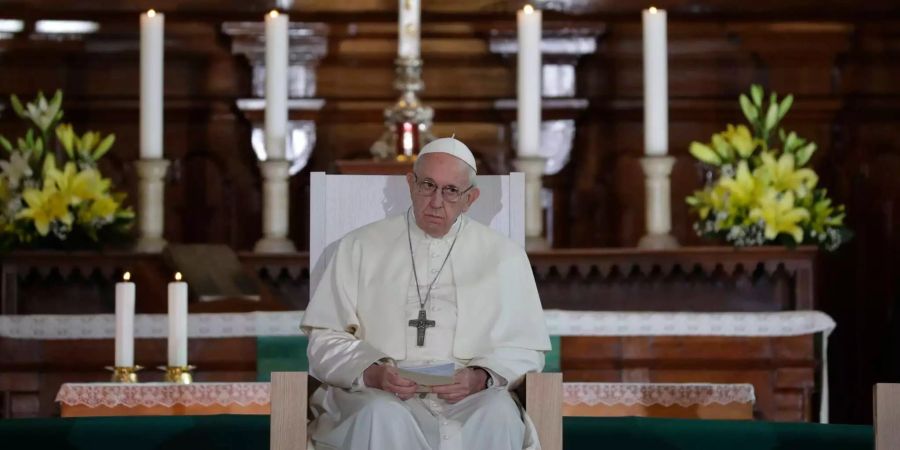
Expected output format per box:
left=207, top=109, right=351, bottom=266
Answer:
left=1, top=246, right=817, bottom=314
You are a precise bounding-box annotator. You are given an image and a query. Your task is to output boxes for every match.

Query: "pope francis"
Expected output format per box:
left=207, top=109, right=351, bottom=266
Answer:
left=301, top=137, right=551, bottom=450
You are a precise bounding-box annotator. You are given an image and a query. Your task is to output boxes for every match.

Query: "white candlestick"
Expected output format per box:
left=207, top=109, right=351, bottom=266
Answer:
left=167, top=272, right=188, bottom=367
left=517, top=5, right=542, bottom=158
left=265, top=10, right=289, bottom=160
left=114, top=272, right=136, bottom=367
left=398, top=0, right=421, bottom=58
left=643, top=7, right=668, bottom=156
left=140, top=9, right=164, bottom=160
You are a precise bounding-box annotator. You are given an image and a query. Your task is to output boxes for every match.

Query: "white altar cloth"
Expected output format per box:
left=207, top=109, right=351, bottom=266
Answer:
left=1, top=309, right=834, bottom=422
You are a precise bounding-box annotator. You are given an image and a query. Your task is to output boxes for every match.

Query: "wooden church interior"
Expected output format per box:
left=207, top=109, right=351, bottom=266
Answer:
left=1, top=0, right=899, bottom=448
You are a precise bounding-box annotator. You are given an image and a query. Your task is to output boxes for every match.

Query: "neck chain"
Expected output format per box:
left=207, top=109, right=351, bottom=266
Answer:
left=406, top=207, right=461, bottom=311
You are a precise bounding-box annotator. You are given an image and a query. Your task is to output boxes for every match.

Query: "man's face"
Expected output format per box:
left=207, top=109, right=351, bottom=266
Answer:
left=406, top=153, right=480, bottom=238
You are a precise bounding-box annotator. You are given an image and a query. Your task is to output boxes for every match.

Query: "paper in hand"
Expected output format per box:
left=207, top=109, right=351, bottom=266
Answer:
left=396, top=362, right=456, bottom=386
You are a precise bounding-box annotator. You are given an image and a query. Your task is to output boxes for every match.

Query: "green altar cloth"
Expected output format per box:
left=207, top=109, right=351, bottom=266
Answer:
left=0, top=415, right=872, bottom=450
left=253, top=334, right=562, bottom=381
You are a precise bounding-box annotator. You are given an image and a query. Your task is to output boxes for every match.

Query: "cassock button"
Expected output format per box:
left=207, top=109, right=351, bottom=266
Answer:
left=442, top=435, right=449, bottom=440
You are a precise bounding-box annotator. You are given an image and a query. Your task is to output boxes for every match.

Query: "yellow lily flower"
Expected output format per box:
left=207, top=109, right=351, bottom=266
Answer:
left=17, top=184, right=73, bottom=235
left=91, top=195, right=118, bottom=219
left=688, top=184, right=729, bottom=220
left=78, top=195, right=118, bottom=224
left=45, top=159, right=82, bottom=206
left=758, top=152, right=818, bottom=197
left=723, top=124, right=756, bottom=158
left=749, top=190, right=809, bottom=243
left=719, top=161, right=759, bottom=207
left=71, top=168, right=109, bottom=202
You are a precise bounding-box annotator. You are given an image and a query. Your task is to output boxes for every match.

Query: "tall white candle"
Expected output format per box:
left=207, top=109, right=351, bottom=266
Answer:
left=140, top=9, right=164, bottom=160
left=264, top=10, right=288, bottom=160
left=517, top=5, right=542, bottom=158
left=398, top=0, right=421, bottom=58
left=643, top=7, right=668, bottom=156
left=114, top=272, right=136, bottom=367
left=167, top=272, right=188, bottom=367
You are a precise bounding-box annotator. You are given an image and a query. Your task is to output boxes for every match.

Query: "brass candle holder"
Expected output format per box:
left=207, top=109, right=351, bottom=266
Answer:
left=160, top=365, right=195, bottom=384
left=106, top=366, right=143, bottom=383
left=369, top=56, right=435, bottom=160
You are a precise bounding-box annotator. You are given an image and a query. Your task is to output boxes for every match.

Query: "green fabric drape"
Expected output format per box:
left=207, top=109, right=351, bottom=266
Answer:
left=253, top=334, right=561, bottom=380
left=564, top=417, right=872, bottom=450
left=256, top=336, right=309, bottom=381
left=0, top=415, right=872, bottom=450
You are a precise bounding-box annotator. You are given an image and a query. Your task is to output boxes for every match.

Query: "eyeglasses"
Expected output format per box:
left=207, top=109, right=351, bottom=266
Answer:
left=413, top=174, right=474, bottom=203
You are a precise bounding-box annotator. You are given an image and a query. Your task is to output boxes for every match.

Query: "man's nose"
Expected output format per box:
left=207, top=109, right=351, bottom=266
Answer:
left=428, top=189, right=444, bottom=207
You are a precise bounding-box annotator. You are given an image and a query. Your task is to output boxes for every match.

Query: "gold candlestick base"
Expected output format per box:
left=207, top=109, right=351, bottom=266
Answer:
left=160, top=365, right=195, bottom=384
left=106, top=366, right=143, bottom=383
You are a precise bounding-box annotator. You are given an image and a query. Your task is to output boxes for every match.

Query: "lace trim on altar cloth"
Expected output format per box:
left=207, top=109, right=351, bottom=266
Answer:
left=563, top=383, right=755, bottom=407
left=55, top=383, right=271, bottom=409
left=56, top=381, right=753, bottom=409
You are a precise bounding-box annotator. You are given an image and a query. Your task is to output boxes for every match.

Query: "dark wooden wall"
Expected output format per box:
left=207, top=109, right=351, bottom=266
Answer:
left=0, top=0, right=899, bottom=423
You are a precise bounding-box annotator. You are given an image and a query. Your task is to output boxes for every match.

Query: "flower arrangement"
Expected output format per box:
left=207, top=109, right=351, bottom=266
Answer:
left=686, top=85, right=850, bottom=251
left=0, top=90, right=134, bottom=250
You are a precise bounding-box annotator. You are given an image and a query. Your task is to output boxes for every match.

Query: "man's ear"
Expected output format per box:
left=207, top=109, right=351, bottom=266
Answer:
left=462, top=187, right=480, bottom=212
left=406, top=172, right=415, bottom=191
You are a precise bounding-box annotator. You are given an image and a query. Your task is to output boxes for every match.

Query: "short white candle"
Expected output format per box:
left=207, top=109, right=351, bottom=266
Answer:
left=398, top=0, right=421, bottom=59
left=140, top=9, right=164, bottom=160
left=517, top=4, right=542, bottom=158
left=114, top=272, right=136, bottom=367
left=167, top=272, right=188, bottom=367
left=643, top=6, right=668, bottom=156
left=264, top=10, right=288, bottom=160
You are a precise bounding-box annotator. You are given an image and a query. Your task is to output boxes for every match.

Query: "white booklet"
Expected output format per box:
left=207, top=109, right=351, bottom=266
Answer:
left=396, top=362, right=456, bottom=386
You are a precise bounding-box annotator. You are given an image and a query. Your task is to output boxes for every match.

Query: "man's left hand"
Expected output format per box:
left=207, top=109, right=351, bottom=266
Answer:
left=430, top=367, right=489, bottom=404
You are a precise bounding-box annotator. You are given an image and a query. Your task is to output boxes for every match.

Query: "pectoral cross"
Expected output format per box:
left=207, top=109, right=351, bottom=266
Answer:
left=408, top=308, right=435, bottom=346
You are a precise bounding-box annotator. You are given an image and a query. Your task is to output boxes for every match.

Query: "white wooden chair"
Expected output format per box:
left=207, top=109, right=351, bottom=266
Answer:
left=874, top=383, right=900, bottom=450
left=270, top=172, right=562, bottom=450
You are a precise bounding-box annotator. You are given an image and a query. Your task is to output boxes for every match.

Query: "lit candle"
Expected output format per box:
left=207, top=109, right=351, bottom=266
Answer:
left=643, top=6, right=668, bottom=156
left=167, top=272, right=188, bottom=367
left=517, top=4, right=542, bottom=158
left=398, top=0, right=420, bottom=59
left=140, top=9, right=164, bottom=160
left=114, top=272, right=135, bottom=367
left=264, top=10, right=288, bottom=160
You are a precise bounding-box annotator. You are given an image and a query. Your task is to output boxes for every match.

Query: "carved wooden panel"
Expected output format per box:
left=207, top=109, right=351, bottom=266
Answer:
left=562, top=335, right=817, bottom=421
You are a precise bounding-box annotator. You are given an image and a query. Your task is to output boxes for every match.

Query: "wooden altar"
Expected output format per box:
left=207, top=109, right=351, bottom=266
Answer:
left=0, top=247, right=821, bottom=421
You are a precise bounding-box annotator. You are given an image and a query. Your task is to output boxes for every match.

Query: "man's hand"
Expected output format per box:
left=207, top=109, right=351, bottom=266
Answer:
left=363, top=364, right=419, bottom=400
left=430, top=367, right=489, bottom=404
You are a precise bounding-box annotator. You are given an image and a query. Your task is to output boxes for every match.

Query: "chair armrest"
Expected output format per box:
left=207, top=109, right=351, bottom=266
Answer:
left=271, top=372, right=308, bottom=450
left=521, top=373, right=562, bottom=450
left=875, top=383, right=900, bottom=450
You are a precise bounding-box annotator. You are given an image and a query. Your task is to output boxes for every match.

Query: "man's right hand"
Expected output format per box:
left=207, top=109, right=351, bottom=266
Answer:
left=363, top=364, right=419, bottom=400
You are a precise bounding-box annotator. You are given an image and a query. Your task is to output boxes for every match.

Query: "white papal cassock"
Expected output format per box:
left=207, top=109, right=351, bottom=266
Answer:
left=301, top=213, right=551, bottom=450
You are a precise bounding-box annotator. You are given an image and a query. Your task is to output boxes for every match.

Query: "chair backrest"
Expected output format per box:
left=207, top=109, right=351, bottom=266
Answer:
left=309, top=172, right=525, bottom=290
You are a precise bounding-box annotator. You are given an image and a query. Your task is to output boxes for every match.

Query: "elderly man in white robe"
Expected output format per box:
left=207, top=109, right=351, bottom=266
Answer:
left=301, top=137, right=551, bottom=450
